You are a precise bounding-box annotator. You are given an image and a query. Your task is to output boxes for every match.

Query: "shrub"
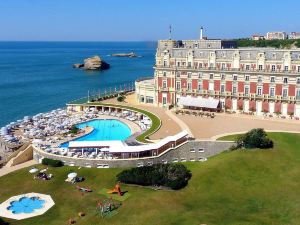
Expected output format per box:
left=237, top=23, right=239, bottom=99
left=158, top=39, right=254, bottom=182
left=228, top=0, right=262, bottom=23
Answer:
left=116, top=163, right=192, bottom=190
left=236, top=128, right=273, bottom=149
left=70, top=125, right=79, bottom=134
left=42, top=158, right=64, bottom=167
left=117, top=95, right=125, bottom=102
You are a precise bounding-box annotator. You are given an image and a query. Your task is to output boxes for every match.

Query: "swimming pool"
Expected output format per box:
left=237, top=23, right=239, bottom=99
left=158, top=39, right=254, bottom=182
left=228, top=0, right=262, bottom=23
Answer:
left=60, top=119, right=131, bottom=147
left=7, top=197, right=45, bottom=214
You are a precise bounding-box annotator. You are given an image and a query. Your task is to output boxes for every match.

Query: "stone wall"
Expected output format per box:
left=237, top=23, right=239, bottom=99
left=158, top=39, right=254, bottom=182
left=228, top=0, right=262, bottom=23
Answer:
left=33, top=140, right=233, bottom=168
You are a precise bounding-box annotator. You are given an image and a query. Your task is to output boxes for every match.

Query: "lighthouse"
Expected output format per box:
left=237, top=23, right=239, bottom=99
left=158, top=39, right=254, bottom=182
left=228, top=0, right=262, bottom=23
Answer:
left=200, top=26, right=203, bottom=39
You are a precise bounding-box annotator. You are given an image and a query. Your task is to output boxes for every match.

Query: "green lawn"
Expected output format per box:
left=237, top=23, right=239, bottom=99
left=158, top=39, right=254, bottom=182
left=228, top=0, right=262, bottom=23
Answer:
left=1, top=133, right=300, bottom=225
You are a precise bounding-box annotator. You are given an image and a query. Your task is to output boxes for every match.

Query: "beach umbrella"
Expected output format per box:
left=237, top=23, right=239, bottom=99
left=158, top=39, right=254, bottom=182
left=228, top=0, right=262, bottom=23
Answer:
left=29, top=168, right=39, bottom=174
left=67, top=172, right=77, bottom=179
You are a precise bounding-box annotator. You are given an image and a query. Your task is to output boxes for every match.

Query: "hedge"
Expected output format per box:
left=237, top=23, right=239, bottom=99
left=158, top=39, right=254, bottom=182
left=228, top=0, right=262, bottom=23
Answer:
left=42, top=158, right=64, bottom=167
left=116, top=163, right=192, bottom=190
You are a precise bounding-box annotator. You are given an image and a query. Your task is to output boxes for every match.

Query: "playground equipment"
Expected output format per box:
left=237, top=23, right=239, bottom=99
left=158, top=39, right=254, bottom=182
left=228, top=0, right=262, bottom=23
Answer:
left=107, top=183, right=123, bottom=196
left=97, top=197, right=121, bottom=218
left=76, top=186, right=92, bottom=192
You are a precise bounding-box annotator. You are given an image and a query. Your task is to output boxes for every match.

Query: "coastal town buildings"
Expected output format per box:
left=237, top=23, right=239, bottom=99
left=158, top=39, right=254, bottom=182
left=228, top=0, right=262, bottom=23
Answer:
left=251, top=34, right=264, bottom=40
left=289, top=32, right=300, bottom=40
left=135, top=38, right=300, bottom=117
left=265, top=32, right=287, bottom=40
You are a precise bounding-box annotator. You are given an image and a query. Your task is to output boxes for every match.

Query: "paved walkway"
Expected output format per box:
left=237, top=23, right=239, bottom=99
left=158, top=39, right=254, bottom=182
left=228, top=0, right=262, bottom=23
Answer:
left=0, top=160, right=37, bottom=177
left=165, top=109, right=193, bottom=137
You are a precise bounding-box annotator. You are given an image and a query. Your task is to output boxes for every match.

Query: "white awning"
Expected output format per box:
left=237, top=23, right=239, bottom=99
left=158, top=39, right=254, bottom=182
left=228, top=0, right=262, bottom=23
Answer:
left=178, top=96, right=219, bottom=109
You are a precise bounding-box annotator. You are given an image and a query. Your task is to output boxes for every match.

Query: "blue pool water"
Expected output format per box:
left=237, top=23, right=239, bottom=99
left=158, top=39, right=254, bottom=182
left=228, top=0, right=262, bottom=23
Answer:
left=7, top=197, right=45, bottom=214
left=60, top=119, right=131, bottom=147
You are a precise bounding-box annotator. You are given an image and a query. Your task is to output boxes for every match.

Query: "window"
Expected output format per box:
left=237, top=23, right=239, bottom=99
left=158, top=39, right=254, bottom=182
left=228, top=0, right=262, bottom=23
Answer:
left=181, top=158, right=187, bottom=162
left=284, top=66, right=288, bottom=71
left=245, top=75, right=250, bottom=81
left=273, top=53, right=276, bottom=59
left=146, top=96, right=154, bottom=103
left=176, top=72, right=180, bottom=77
left=163, top=71, right=167, bottom=77
left=176, top=82, right=181, bottom=90
left=198, top=83, right=202, bottom=91
left=232, top=86, right=237, bottom=95
left=163, top=60, right=167, bottom=67
left=297, top=78, right=300, bottom=84
left=269, top=87, right=275, bottom=97
left=258, top=76, right=263, bottom=82
left=282, top=88, right=288, bottom=98
left=188, top=72, right=192, bottom=78
left=173, top=158, right=178, bottom=163
left=188, top=62, right=192, bottom=68
left=209, top=74, right=214, bottom=79
left=233, top=75, right=238, bottom=81
left=210, top=63, right=214, bottom=68
left=246, top=65, right=250, bottom=70
left=270, top=76, right=275, bottom=83
left=298, top=66, right=300, bottom=72
left=198, top=72, right=202, bottom=78
left=190, top=148, right=195, bottom=153
left=163, top=80, right=167, bottom=88
left=199, top=63, right=202, bottom=68
left=257, top=86, right=262, bottom=96
left=177, top=62, right=180, bottom=67
left=140, top=95, right=145, bottom=102
left=199, top=148, right=204, bottom=152
left=245, top=86, right=249, bottom=96
left=221, top=74, right=226, bottom=80
left=296, top=89, right=300, bottom=100
left=283, top=77, right=288, bottom=84
left=259, top=65, right=263, bottom=70
left=220, top=84, right=225, bottom=94
left=162, top=97, right=167, bottom=105
left=187, top=82, right=192, bottom=91
left=271, top=65, right=276, bottom=71
left=221, top=63, right=226, bottom=69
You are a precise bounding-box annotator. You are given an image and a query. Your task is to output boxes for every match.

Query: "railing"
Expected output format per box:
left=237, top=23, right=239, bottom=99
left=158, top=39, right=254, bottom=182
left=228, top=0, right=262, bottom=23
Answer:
left=155, top=65, right=300, bottom=74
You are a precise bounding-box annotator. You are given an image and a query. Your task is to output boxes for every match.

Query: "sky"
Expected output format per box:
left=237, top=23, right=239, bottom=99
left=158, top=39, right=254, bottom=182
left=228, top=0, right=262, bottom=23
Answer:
left=0, top=0, right=299, bottom=41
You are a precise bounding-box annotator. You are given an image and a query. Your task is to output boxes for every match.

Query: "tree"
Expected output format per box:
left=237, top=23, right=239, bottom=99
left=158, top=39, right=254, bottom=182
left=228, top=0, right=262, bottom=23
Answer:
left=236, top=128, right=273, bottom=149
left=117, top=95, right=125, bottom=102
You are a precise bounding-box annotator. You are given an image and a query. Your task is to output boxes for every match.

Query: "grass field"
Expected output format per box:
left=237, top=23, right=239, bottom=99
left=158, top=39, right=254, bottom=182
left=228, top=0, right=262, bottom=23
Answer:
left=1, top=133, right=300, bottom=225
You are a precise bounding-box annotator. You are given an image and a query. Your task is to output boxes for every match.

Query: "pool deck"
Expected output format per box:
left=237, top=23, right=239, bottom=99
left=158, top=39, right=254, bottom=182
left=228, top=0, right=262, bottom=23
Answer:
left=0, top=192, right=55, bottom=220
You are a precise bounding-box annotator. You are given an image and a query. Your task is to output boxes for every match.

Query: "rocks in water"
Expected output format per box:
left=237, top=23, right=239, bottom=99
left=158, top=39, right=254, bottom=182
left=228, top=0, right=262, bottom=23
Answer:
left=111, top=52, right=139, bottom=57
left=73, top=55, right=110, bottom=70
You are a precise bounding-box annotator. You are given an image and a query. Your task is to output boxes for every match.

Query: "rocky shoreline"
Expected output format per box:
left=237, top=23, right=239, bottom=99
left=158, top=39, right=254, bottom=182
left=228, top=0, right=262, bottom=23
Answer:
left=111, top=52, right=140, bottom=58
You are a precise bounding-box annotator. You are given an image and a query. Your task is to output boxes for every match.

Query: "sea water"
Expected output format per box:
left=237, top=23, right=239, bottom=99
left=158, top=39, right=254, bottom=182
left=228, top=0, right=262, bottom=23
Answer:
left=0, top=41, right=156, bottom=127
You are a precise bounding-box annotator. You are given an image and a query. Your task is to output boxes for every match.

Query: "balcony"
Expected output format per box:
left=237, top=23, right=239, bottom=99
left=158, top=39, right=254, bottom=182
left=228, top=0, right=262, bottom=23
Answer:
left=154, top=64, right=300, bottom=75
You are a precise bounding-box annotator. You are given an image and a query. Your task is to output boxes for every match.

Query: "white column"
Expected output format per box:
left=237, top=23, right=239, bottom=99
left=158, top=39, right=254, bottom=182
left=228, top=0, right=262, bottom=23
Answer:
left=232, top=99, right=237, bottom=111
left=256, top=101, right=262, bottom=115
left=269, top=102, right=275, bottom=114
left=295, top=104, right=300, bottom=117
left=244, top=99, right=249, bottom=112
left=282, top=103, right=288, bottom=116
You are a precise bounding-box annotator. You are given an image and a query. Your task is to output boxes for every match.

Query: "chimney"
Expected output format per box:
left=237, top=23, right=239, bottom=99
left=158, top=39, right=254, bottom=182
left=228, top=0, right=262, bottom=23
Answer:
left=200, top=27, right=203, bottom=40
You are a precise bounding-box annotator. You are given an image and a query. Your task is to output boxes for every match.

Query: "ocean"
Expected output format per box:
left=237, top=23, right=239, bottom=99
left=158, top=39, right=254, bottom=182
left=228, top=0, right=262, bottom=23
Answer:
left=0, top=42, right=156, bottom=127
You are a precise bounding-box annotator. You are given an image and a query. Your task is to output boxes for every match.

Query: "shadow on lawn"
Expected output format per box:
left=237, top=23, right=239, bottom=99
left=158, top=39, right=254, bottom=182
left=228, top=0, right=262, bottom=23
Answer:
left=0, top=218, right=9, bottom=225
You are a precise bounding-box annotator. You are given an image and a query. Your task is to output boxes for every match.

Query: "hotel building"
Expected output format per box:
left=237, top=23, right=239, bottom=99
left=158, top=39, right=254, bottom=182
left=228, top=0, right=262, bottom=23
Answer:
left=135, top=38, right=300, bottom=117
